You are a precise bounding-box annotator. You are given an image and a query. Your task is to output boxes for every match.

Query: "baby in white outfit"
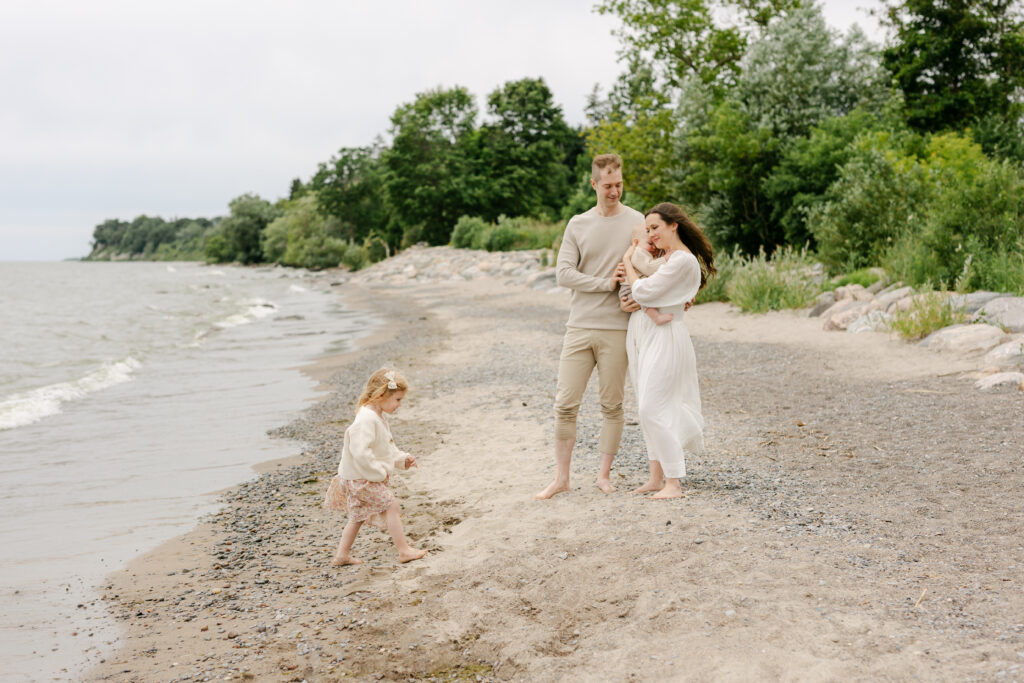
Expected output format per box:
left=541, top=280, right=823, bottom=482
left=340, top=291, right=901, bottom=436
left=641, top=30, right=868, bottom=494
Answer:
left=623, top=223, right=674, bottom=326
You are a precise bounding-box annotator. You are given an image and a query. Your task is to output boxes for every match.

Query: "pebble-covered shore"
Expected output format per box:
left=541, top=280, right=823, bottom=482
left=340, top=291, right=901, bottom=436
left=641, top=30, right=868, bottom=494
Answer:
left=89, top=248, right=1024, bottom=682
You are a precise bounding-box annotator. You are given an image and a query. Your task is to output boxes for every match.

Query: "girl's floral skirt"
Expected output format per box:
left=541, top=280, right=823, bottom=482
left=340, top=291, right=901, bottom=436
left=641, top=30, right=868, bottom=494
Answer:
left=323, top=475, right=394, bottom=530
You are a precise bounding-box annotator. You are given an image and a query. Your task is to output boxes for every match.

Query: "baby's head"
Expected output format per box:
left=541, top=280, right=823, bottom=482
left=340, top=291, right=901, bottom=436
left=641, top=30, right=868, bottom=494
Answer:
left=631, top=223, right=657, bottom=254
left=358, top=367, right=409, bottom=409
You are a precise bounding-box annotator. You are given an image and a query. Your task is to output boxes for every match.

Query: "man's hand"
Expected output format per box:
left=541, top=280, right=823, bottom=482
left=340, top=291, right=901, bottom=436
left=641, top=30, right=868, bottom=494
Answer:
left=619, top=294, right=641, bottom=313
left=684, top=297, right=695, bottom=311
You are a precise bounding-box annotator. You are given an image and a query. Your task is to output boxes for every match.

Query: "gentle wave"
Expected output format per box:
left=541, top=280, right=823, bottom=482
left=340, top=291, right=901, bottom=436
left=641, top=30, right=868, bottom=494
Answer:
left=0, top=358, right=142, bottom=431
left=213, top=300, right=277, bottom=329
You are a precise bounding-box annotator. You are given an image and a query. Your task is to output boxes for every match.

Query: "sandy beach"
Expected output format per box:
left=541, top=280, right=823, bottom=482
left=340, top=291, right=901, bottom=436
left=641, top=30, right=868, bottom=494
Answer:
left=87, top=269, right=1023, bottom=682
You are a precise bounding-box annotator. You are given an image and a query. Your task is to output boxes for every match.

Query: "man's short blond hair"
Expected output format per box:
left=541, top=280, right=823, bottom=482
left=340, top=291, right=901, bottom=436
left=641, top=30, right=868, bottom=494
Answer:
left=591, top=153, right=623, bottom=181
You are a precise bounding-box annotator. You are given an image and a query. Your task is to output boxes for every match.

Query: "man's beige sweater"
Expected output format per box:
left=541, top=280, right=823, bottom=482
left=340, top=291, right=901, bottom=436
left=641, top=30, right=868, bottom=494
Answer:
left=556, top=205, right=644, bottom=330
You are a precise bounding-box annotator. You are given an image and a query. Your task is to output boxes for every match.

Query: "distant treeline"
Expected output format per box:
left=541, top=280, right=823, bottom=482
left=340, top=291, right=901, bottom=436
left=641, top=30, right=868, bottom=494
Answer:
left=89, top=0, right=1024, bottom=293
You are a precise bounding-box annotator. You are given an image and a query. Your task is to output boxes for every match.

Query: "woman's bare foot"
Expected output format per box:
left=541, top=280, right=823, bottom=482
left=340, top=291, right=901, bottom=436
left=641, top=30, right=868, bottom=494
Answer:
left=535, top=481, right=570, bottom=500
left=332, top=555, right=364, bottom=566
left=596, top=478, right=616, bottom=493
left=398, top=548, right=427, bottom=563
left=650, top=484, right=683, bottom=499
left=631, top=480, right=663, bottom=494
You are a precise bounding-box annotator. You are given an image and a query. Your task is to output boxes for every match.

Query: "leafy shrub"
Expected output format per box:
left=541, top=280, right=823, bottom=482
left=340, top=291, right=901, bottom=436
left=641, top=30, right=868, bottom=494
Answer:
left=483, top=224, right=518, bottom=252
left=362, top=234, right=390, bottom=263
left=451, top=215, right=490, bottom=249
left=888, top=289, right=967, bottom=340
left=726, top=246, right=822, bottom=312
left=883, top=155, right=1024, bottom=293
left=340, top=242, right=368, bottom=271
left=807, top=131, right=930, bottom=273
left=822, top=267, right=885, bottom=291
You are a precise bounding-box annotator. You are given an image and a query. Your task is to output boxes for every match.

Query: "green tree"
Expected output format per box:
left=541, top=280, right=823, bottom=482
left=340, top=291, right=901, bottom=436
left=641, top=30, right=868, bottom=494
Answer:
left=595, top=0, right=803, bottom=91
left=881, top=0, right=1024, bottom=132
left=208, top=194, right=280, bottom=264
left=382, top=86, right=479, bottom=245
left=310, top=145, right=394, bottom=247
left=470, top=77, right=579, bottom=220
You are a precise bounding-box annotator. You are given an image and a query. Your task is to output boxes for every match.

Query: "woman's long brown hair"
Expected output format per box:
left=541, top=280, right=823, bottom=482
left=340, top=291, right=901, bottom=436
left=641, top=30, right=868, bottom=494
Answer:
left=645, top=202, right=717, bottom=290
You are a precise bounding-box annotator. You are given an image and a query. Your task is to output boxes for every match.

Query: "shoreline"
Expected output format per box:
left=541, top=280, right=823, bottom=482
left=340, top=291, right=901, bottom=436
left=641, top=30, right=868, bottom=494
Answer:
left=89, top=263, right=1023, bottom=681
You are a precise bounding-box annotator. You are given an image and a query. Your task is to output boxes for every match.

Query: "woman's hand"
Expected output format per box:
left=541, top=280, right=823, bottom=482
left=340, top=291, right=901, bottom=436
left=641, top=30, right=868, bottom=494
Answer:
left=613, top=261, right=627, bottom=285
left=405, top=455, right=418, bottom=469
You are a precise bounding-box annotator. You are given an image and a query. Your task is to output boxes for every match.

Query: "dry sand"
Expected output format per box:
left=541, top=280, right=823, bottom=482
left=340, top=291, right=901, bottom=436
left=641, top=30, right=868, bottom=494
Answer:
left=87, top=277, right=1023, bottom=682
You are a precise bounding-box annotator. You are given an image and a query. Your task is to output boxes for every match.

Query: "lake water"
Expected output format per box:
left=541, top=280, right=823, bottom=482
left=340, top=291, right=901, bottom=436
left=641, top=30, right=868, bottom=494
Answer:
left=0, top=261, right=371, bottom=681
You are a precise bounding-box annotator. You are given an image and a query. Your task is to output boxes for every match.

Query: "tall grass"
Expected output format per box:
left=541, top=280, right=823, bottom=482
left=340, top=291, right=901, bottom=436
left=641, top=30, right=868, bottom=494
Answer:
left=726, top=246, right=822, bottom=313
left=450, top=215, right=564, bottom=252
left=887, top=288, right=968, bottom=340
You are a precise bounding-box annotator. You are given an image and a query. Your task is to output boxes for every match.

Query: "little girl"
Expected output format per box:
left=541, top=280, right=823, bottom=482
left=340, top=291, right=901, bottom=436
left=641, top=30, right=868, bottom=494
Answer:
left=323, top=367, right=427, bottom=565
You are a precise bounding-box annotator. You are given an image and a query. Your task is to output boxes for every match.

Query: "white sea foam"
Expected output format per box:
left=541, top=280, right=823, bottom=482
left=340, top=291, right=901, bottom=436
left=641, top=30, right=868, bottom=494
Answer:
left=212, top=300, right=277, bottom=329
left=0, top=358, right=142, bottom=431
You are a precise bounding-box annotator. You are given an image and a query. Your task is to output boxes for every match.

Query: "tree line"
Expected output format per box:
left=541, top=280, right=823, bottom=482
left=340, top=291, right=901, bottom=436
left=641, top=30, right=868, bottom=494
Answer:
left=88, top=0, right=1024, bottom=293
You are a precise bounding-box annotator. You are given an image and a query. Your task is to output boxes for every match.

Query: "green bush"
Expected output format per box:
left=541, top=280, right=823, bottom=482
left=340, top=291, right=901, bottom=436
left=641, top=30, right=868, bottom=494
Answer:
left=340, top=242, right=368, bottom=271
left=888, top=289, right=967, bottom=340
left=451, top=215, right=490, bottom=249
left=484, top=224, right=518, bottom=252
left=823, top=267, right=885, bottom=291
left=883, top=156, right=1024, bottom=293
left=726, top=246, right=822, bottom=313
left=807, top=131, right=930, bottom=273
left=362, top=234, right=390, bottom=263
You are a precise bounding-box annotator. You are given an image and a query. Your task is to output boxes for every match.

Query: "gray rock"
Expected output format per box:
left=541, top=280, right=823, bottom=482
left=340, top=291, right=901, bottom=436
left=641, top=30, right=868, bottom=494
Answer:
left=982, top=336, right=1024, bottom=369
left=808, top=291, right=835, bottom=317
left=918, top=324, right=1007, bottom=354
left=874, top=281, right=904, bottom=297
left=866, top=268, right=890, bottom=294
left=527, top=270, right=557, bottom=289
left=847, top=310, right=892, bottom=334
left=949, top=290, right=1009, bottom=314
left=876, top=286, right=915, bottom=309
left=974, top=296, right=1024, bottom=332
left=834, top=284, right=873, bottom=302
left=824, top=301, right=872, bottom=331
left=974, top=372, right=1024, bottom=391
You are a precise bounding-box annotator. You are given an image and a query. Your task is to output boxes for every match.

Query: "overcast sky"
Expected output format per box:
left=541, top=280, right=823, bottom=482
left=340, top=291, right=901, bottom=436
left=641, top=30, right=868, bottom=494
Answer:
left=0, top=0, right=883, bottom=261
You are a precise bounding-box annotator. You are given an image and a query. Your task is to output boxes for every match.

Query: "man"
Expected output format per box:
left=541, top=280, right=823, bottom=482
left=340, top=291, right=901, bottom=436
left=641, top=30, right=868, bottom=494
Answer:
left=535, top=153, right=644, bottom=499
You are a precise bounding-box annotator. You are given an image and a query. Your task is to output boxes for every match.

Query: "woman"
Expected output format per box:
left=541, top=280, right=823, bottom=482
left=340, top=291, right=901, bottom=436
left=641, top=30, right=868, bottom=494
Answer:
left=620, top=202, right=716, bottom=499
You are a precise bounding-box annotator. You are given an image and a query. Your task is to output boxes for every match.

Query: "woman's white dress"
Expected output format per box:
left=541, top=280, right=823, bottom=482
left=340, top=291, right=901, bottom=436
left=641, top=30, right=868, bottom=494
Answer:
left=627, top=250, right=704, bottom=479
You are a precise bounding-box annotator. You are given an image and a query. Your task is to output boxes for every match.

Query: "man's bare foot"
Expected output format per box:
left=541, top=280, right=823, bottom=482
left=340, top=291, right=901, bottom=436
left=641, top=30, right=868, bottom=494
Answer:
left=332, top=555, right=364, bottom=566
left=534, top=481, right=570, bottom=500
left=596, top=479, right=616, bottom=493
left=654, top=312, right=674, bottom=325
left=398, top=548, right=427, bottom=563
left=650, top=486, right=683, bottom=499
left=631, top=481, right=662, bottom=494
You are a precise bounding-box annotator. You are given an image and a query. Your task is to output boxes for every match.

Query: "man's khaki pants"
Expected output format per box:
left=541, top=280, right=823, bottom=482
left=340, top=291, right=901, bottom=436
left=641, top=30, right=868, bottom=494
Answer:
left=553, top=327, right=628, bottom=455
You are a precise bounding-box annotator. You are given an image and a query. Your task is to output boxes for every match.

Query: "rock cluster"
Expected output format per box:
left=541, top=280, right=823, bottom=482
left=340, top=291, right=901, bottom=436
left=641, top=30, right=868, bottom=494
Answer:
left=811, top=281, right=1024, bottom=391
left=348, top=245, right=559, bottom=290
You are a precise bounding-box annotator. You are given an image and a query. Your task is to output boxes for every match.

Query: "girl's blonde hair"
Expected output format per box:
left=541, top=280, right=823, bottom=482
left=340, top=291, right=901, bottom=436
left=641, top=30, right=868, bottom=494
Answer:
left=357, top=367, right=409, bottom=407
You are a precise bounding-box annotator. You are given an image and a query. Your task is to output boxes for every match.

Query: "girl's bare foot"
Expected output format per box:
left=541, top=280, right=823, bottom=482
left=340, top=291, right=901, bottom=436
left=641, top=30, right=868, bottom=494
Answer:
left=398, top=548, right=427, bottom=563
left=332, top=555, right=364, bottom=566
left=631, top=481, right=662, bottom=494
left=535, top=481, right=570, bottom=500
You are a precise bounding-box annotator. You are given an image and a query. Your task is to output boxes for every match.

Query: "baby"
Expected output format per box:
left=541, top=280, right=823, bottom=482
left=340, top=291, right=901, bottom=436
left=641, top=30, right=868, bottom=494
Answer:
left=621, top=223, right=674, bottom=326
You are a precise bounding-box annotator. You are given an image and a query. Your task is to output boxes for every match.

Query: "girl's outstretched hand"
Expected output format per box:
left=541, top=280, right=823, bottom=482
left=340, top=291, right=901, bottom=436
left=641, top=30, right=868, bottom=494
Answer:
left=405, top=455, right=418, bottom=469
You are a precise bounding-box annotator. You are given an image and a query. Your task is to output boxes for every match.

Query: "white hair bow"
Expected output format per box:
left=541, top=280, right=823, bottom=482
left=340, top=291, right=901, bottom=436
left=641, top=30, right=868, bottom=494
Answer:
left=385, top=371, right=398, bottom=390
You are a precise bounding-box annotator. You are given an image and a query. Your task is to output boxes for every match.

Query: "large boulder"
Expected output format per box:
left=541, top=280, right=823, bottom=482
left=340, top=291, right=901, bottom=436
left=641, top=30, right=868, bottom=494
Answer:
left=876, top=286, right=915, bottom=309
left=808, top=291, right=835, bottom=317
left=950, top=290, right=1009, bottom=314
left=823, top=301, right=873, bottom=331
left=974, top=372, right=1024, bottom=391
left=982, top=336, right=1024, bottom=369
left=918, top=323, right=1008, bottom=354
left=834, top=284, right=875, bottom=302
left=847, top=310, right=892, bottom=334
left=974, top=296, right=1024, bottom=333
